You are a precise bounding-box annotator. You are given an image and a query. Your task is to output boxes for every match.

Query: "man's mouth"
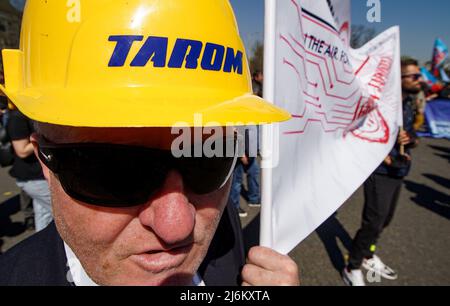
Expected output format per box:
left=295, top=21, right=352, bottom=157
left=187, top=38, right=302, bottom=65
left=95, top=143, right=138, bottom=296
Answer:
left=130, top=244, right=193, bottom=274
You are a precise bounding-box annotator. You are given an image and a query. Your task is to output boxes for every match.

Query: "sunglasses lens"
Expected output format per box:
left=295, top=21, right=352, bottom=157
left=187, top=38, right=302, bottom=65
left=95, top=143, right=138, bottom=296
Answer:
left=39, top=137, right=238, bottom=207
left=47, top=146, right=169, bottom=207
left=178, top=156, right=236, bottom=195
left=177, top=136, right=238, bottom=194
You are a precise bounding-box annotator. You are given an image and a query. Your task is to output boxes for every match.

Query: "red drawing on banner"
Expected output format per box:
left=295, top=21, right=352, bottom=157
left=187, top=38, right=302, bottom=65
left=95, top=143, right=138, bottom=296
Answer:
left=279, top=0, right=395, bottom=144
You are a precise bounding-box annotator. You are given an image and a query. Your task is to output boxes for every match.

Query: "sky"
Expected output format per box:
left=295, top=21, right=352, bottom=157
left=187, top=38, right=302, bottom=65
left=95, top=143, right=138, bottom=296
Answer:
left=230, top=0, right=450, bottom=64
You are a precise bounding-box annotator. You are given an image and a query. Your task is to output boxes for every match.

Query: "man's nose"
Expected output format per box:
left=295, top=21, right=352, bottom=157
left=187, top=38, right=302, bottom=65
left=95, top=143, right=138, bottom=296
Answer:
left=138, top=170, right=196, bottom=246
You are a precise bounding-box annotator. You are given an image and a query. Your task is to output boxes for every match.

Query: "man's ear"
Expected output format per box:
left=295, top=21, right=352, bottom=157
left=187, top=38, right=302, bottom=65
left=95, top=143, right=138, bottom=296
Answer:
left=30, top=133, right=51, bottom=181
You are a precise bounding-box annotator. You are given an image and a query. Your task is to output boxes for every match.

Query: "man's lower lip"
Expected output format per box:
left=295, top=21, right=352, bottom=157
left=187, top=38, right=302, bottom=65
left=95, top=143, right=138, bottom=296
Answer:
left=130, top=246, right=191, bottom=273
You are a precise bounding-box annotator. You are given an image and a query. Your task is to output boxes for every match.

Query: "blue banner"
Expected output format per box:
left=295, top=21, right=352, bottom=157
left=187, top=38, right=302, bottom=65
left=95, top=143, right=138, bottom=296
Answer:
left=419, top=99, right=450, bottom=139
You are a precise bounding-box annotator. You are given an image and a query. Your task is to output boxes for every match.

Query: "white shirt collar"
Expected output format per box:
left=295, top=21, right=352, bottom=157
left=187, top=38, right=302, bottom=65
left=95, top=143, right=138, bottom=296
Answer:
left=192, top=272, right=206, bottom=286
left=64, top=242, right=99, bottom=286
left=64, top=242, right=205, bottom=286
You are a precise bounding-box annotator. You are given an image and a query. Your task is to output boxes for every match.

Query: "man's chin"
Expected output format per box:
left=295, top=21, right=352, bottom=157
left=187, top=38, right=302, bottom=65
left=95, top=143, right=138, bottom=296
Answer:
left=107, top=272, right=194, bottom=286
left=158, top=273, right=196, bottom=286
left=139, top=273, right=195, bottom=286
left=117, top=263, right=195, bottom=286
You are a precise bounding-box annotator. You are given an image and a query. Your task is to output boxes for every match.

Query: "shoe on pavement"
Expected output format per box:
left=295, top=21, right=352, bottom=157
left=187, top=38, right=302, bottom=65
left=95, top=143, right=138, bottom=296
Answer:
left=342, top=267, right=366, bottom=286
left=238, top=207, right=248, bottom=218
left=362, top=255, right=398, bottom=280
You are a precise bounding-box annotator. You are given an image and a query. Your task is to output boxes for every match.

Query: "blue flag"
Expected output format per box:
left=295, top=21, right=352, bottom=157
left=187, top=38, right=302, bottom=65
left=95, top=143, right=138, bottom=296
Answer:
left=440, top=68, right=450, bottom=83
left=432, top=38, right=449, bottom=76
left=421, top=67, right=438, bottom=86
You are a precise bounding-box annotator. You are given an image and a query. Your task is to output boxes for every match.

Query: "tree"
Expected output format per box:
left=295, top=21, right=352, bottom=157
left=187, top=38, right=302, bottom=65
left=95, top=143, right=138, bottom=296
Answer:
left=350, top=25, right=376, bottom=49
left=249, top=41, right=264, bottom=74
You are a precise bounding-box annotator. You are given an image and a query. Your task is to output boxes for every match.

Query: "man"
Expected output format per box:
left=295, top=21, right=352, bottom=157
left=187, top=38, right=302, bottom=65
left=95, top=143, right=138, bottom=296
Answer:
left=252, top=70, right=264, bottom=98
left=229, top=125, right=261, bottom=218
left=229, top=71, right=263, bottom=218
left=0, top=0, right=298, bottom=286
left=7, top=107, right=52, bottom=232
left=342, top=58, right=421, bottom=286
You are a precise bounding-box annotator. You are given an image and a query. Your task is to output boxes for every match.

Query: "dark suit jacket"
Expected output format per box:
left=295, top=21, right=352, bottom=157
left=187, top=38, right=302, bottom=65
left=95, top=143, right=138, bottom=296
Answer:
left=0, top=203, right=245, bottom=286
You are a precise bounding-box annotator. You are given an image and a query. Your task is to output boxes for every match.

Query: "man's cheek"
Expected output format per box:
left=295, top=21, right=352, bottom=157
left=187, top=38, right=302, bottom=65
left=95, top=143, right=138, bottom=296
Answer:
left=52, top=186, right=128, bottom=245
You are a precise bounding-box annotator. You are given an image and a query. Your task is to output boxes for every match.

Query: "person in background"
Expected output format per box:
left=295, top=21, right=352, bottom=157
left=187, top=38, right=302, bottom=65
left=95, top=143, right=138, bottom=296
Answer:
left=244, top=71, right=263, bottom=208
left=252, top=70, right=263, bottom=98
left=342, top=58, right=421, bottom=286
left=6, top=107, right=52, bottom=232
left=229, top=125, right=261, bottom=218
left=1, top=69, right=35, bottom=230
left=413, top=82, right=428, bottom=131
left=0, top=71, right=7, bottom=126
left=229, top=71, right=264, bottom=217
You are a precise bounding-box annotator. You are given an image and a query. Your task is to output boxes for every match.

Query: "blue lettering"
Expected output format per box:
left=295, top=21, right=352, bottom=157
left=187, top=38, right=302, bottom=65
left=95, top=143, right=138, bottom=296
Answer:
left=223, top=48, right=243, bottom=74
left=131, top=36, right=168, bottom=67
left=108, top=35, right=143, bottom=67
left=201, top=43, right=225, bottom=71
left=168, top=39, right=203, bottom=69
left=108, top=35, right=243, bottom=74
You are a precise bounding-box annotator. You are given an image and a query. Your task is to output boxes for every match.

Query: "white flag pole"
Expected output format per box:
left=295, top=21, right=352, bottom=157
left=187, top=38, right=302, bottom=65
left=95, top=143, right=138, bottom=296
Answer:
left=260, top=0, right=277, bottom=248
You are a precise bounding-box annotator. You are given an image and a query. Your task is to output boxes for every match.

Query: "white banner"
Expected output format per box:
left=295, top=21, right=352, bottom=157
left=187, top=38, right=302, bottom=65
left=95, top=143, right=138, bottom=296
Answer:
left=265, top=0, right=402, bottom=254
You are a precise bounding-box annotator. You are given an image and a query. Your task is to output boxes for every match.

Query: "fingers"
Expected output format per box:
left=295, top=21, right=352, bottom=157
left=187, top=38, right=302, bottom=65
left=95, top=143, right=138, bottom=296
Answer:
left=384, top=156, right=392, bottom=165
left=398, top=130, right=411, bottom=146
left=241, top=246, right=300, bottom=286
left=404, top=153, right=412, bottom=161
left=247, top=246, right=290, bottom=271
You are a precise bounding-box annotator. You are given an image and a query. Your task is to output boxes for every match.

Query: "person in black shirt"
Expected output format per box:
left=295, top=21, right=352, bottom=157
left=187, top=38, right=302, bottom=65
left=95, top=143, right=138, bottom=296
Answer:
left=6, top=109, right=52, bottom=232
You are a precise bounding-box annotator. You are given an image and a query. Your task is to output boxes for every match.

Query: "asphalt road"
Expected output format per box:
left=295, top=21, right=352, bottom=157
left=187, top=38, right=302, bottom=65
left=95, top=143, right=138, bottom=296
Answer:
left=0, top=137, right=449, bottom=286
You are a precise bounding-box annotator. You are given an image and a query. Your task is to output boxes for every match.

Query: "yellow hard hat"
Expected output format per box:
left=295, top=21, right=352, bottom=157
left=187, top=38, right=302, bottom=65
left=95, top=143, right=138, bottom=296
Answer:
left=0, top=0, right=290, bottom=127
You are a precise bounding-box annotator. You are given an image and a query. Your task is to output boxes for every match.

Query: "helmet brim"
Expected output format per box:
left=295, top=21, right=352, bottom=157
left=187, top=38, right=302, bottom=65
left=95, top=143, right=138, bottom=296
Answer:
left=0, top=85, right=291, bottom=127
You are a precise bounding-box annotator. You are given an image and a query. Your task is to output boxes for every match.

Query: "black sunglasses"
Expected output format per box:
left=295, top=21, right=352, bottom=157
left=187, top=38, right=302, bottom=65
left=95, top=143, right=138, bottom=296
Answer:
left=37, top=135, right=239, bottom=207
left=401, top=73, right=422, bottom=81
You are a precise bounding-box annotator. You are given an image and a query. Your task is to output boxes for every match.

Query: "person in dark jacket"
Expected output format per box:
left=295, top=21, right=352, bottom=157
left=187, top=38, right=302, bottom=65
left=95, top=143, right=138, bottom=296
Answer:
left=0, top=125, right=299, bottom=286
left=0, top=200, right=246, bottom=286
left=343, top=58, right=421, bottom=286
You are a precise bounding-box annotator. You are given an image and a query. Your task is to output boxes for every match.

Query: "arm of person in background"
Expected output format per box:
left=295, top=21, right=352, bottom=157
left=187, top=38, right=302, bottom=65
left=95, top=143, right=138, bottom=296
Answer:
left=426, top=93, right=438, bottom=101
left=242, top=246, right=300, bottom=286
left=398, top=129, right=417, bottom=160
left=398, top=129, right=411, bottom=147
left=11, top=137, right=35, bottom=159
left=240, top=155, right=249, bottom=166
left=7, top=110, right=36, bottom=159
left=384, top=129, right=414, bottom=166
